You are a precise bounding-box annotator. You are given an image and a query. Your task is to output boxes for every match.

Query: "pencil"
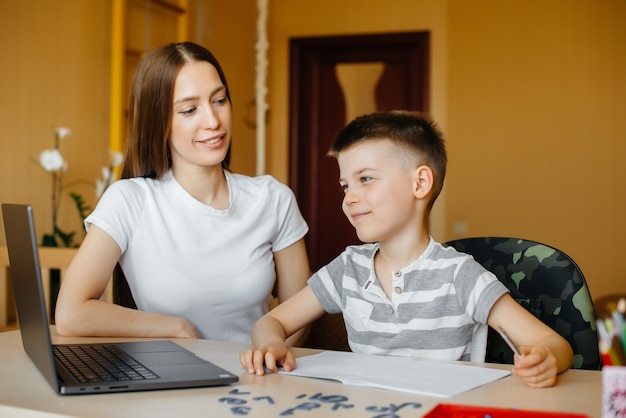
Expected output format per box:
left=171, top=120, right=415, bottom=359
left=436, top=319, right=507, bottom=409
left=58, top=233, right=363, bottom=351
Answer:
left=497, top=326, right=523, bottom=357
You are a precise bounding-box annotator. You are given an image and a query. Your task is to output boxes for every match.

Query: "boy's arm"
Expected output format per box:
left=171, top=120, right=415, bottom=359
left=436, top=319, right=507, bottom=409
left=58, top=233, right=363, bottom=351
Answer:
left=241, top=285, right=325, bottom=375
left=488, top=294, right=574, bottom=387
left=273, top=239, right=311, bottom=347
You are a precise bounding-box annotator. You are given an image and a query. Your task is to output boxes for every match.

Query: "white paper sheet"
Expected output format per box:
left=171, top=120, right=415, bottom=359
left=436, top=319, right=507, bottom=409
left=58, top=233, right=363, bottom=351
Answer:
left=278, top=351, right=511, bottom=398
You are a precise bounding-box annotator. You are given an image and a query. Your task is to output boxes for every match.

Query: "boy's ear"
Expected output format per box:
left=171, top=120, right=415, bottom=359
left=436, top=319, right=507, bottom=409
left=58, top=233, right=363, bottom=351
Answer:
left=413, top=165, right=434, bottom=199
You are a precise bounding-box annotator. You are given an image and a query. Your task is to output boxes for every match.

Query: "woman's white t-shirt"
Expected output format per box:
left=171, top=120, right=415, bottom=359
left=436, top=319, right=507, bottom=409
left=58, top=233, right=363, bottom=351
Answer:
left=85, top=169, right=308, bottom=343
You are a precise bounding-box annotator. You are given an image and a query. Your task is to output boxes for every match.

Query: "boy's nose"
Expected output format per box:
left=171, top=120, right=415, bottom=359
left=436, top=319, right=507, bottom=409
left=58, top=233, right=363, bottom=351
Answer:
left=343, top=190, right=359, bottom=205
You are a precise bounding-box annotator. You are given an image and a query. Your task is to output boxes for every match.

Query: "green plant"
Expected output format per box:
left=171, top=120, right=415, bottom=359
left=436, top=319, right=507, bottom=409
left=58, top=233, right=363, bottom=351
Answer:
left=38, top=127, right=122, bottom=247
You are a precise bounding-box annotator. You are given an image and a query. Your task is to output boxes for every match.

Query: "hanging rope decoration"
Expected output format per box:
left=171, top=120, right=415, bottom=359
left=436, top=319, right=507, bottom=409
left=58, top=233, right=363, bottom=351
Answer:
left=255, top=0, right=269, bottom=176
left=144, top=0, right=151, bottom=55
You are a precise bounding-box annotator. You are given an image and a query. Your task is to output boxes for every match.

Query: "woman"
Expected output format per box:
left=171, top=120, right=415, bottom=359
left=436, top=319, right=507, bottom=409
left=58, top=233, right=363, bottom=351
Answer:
left=55, top=42, right=310, bottom=344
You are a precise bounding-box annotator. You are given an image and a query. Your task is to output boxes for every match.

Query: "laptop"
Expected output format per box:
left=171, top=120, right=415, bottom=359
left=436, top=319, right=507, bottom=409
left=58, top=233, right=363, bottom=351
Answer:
left=1, top=203, right=239, bottom=395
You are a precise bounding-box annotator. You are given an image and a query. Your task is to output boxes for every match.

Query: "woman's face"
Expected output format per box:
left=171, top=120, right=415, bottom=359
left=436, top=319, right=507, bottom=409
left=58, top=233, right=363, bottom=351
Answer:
left=169, top=61, right=232, bottom=171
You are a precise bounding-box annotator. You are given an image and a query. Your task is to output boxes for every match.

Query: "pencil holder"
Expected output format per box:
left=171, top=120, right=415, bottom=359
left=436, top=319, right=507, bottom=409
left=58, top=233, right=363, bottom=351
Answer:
left=603, top=366, right=626, bottom=418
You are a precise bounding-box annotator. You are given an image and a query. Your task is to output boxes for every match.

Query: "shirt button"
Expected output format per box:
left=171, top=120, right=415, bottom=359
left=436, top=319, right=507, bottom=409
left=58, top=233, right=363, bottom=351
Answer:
left=388, top=306, right=394, bottom=314
left=394, top=287, right=402, bottom=294
left=393, top=270, right=402, bottom=277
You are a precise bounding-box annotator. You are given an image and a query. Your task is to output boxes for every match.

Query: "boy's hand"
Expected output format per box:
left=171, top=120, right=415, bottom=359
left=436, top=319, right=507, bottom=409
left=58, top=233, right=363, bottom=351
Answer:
left=239, top=346, right=295, bottom=376
left=511, top=345, right=558, bottom=388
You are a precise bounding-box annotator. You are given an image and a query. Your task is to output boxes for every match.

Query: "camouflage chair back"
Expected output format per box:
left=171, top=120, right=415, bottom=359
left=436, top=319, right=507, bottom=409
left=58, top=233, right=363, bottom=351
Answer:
left=444, top=237, right=601, bottom=370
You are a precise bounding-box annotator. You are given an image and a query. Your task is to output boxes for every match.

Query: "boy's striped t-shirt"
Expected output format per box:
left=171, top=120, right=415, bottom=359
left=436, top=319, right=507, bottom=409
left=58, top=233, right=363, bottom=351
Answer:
left=307, top=238, right=508, bottom=362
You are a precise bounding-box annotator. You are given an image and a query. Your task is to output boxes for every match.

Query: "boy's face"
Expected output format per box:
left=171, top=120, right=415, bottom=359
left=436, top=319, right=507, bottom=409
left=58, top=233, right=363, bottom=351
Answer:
left=337, top=139, right=418, bottom=244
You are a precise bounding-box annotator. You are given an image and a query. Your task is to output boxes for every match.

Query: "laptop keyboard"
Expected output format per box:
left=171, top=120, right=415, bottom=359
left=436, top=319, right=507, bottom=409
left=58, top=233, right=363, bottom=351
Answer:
left=54, top=344, right=159, bottom=383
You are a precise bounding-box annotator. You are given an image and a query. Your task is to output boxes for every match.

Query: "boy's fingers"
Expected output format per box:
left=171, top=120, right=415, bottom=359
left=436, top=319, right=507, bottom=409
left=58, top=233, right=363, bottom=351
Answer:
left=520, top=369, right=556, bottom=388
left=514, top=348, right=541, bottom=369
left=252, top=349, right=270, bottom=375
left=239, top=349, right=255, bottom=374
left=281, top=351, right=296, bottom=372
left=240, top=348, right=294, bottom=375
left=264, top=352, right=279, bottom=373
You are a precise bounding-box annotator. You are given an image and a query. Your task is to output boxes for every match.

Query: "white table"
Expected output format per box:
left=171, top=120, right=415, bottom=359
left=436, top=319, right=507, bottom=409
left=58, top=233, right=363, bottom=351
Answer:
left=0, top=329, right=603, bottom=417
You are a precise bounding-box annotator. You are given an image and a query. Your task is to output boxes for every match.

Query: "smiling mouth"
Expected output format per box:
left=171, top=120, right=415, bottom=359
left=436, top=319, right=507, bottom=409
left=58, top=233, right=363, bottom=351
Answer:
left=199, top=135, right=224, bottom=145
left=351, top=212, right=370, bottom=221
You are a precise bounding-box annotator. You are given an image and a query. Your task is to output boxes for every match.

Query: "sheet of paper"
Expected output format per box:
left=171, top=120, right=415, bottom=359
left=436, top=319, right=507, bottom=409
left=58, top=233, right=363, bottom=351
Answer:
left=279, top=351, right=511, bottom=398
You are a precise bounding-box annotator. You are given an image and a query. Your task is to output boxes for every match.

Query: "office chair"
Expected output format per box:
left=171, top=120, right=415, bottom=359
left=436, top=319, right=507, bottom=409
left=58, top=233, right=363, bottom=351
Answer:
left=112, top=264, right=137, bottom=309
left=444, top=237, right=601, bottom=370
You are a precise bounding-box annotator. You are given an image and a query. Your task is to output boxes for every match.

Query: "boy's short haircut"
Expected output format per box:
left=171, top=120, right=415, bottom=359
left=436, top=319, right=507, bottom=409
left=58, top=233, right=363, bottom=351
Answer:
left=328, top=110, right=447, bottom=207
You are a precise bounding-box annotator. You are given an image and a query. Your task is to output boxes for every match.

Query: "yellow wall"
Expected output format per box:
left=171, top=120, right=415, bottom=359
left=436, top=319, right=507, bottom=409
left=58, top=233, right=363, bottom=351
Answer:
left=0, top=0, right=112, bottom=245
left=0, top=0, right=624, bottom=301
left=445, top=0, right=626, bottom=302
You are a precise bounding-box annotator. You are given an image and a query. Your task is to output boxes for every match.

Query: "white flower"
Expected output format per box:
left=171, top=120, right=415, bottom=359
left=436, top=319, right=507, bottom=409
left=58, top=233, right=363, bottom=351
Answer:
left=95, top=166, right=113, bottom=198
left=95, top=166, right=110, bottom=197
left=95, top=150, right=123, bottom=198
left=95, top=178, right=106, bottom=198
left=110, top=150, right=124, bottom=167
left=55, top=127, right=72, bottom=139
left=39, top=149, right=66, bottom=172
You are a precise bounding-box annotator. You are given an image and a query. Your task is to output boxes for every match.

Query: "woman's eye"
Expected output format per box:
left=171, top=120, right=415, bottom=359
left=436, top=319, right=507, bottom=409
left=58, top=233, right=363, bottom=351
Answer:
left=213, top=97, right=229, bottom=106
left=179, top=107, right=196, bottom=116
left=360, top=176, right=372, bottom=183
left=340, top=184, right=348, bottom=192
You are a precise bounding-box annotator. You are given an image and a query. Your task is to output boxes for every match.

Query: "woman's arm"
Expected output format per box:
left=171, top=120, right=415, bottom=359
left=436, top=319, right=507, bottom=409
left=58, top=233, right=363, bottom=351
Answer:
left=488, top=294, right=573, bottom=387
left=273, top=238, right=311, bottom=346
left=55, top=225, right=200, bottom=338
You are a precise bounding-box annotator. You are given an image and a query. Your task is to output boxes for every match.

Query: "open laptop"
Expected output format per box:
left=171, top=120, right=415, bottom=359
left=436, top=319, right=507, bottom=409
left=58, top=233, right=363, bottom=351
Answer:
left=1, top=203, right=238, bottom=395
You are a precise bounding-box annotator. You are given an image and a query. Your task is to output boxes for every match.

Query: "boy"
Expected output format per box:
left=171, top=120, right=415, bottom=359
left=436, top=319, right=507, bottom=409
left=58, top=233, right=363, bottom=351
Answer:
left=240, top=111, right=573, bottom=388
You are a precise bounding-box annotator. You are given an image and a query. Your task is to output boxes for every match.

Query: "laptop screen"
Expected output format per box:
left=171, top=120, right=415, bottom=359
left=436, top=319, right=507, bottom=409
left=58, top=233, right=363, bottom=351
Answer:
left=2, top=203, right=61, bottom=391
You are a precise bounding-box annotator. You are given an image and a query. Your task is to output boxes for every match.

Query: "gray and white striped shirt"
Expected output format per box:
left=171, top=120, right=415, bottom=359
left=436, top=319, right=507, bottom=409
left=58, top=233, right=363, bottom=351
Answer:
left=307, top=238, right=508, bottom=362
